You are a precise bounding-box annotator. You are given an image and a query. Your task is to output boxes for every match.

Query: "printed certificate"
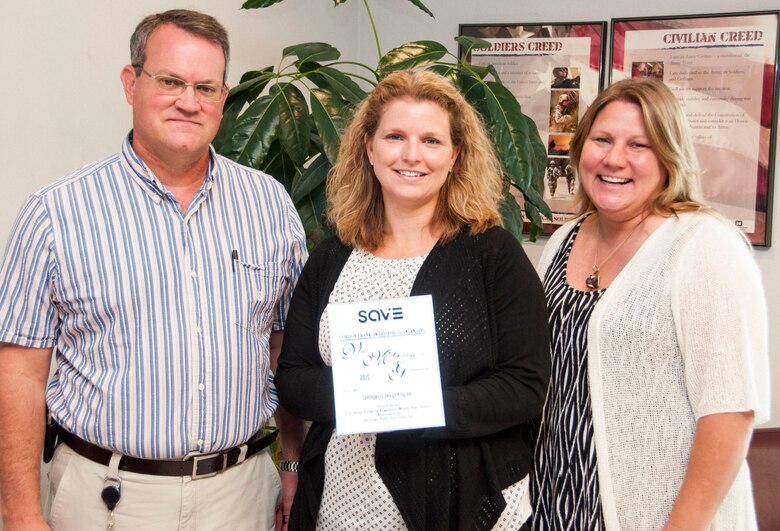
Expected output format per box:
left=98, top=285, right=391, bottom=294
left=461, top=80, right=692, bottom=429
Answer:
left=328, top=295, right=445, bottom=435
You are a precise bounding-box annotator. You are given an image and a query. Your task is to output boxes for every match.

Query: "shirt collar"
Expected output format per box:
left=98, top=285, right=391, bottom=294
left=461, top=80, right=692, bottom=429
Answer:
left=120, top=131, right=217, bottom=204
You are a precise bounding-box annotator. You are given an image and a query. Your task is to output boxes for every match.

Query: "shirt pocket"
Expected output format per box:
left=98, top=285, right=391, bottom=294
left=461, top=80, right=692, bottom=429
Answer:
left=234, top=260, right=289, bottom=339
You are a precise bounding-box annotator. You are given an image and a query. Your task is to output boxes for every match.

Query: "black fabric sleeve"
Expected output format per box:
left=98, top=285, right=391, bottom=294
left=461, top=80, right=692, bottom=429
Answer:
left=424, top=230, right=551, bottom=439
left=275, top=240, right=344, bottom=423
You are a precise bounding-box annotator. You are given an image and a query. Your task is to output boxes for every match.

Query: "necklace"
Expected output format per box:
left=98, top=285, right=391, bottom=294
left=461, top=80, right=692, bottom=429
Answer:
left=585, top=215, right=647, bottom=290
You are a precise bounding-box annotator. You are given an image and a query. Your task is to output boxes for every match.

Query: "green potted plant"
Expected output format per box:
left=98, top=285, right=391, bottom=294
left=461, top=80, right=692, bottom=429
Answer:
left=213, top=0, right=551, bottom=247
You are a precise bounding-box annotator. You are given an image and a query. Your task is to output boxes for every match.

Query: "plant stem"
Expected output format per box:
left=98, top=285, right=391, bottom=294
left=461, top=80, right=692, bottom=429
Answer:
left=362, top=0, right=382, bottom=61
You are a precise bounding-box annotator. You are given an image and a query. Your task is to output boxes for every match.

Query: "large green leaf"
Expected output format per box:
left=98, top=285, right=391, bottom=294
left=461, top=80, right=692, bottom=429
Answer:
left=310, top=88, right=349, bottom=163
left=379, top=41, right=448, bottom=75
left=457, top=73, right=548, bottom=237
left=499, top=191, right=526, bottom=244
left=455, top=74, right=490, bottom=126
left=522, top=196, right=545, bottom=242
left=272, top=84, right=312, bottom=166
left=241, top=0, right=284, bottom=8
left=426, top=64, right=458, bottom=79
left=316, top=66, right=368, bottom=103
left=527, top=115, right=548, bottom=178
left=486, top=64, right=502, bottom=83
left=406, top=0, right=434, bottom=17
left=225, top=70, right=273, bottom=101
left=297, top=61, right=329, bottom=89
left=483, top=80, right=532, bottom=190
left=523, top=114, right=552, bottom=219
left=214, top=68, right=275, bottom=151
left=219, top=93, right=281, bottom=168
left=482, top=79, right=553, bottom=235
left=454, top=35, right=492, bottom=60
left=213, top=97, right=249, bottom=152
left=261, top=140, right=298, bottom=193
left=283, top=42, right=341, bottom=63
left=460, top=63, right=491, bottom=81
left=521, top=182, right=548, bottom=222
left=296, top=192, right=330, bottom=250
left=454, top=35, right=492, bottom=52
left=291, top=153, right=330, bottom=203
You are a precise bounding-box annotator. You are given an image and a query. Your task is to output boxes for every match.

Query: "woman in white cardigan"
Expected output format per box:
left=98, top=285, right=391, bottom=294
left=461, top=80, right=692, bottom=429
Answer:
left=530, top=78, right=770, bottom=530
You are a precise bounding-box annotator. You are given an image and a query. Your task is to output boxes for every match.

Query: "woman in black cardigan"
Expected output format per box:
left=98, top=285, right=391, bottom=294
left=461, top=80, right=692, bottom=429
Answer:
left=275, top=70, right=550, bottom=530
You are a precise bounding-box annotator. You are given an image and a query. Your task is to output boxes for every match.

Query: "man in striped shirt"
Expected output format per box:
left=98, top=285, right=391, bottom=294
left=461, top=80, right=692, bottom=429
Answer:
left=0, top=10, right=307, bottom=531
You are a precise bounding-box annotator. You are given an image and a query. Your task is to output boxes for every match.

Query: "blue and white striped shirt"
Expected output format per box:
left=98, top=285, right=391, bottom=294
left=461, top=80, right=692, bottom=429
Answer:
left=0, top=134, right=307, bottom=458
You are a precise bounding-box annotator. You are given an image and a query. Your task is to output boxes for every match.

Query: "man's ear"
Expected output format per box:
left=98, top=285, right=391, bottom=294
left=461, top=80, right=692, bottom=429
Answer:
left=120, top=65, right=137, bottom=105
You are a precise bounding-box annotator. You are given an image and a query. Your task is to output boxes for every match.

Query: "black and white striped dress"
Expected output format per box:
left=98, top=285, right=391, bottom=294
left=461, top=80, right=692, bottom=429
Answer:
left=531, top=217, right=606, bottom=530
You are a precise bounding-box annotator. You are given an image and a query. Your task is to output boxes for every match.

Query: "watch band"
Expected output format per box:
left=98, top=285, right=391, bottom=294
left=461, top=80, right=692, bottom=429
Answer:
left=280, top=460, right=299, bottom=473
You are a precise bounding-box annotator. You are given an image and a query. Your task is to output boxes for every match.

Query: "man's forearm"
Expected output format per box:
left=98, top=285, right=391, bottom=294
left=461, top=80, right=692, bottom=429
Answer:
left=0, top=344, right=52, bottom=528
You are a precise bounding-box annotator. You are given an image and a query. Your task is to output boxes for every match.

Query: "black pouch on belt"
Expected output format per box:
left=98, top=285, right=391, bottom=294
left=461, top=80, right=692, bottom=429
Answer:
left=43, top=408, right=60, bottom=463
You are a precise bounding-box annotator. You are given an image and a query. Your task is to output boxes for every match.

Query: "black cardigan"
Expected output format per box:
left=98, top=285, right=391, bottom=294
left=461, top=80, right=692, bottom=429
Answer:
left=276, top=226, right=550, bottom=530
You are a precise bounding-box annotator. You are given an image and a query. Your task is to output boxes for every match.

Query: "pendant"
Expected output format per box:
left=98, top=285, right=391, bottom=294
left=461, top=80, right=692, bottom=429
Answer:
left=585, top=266, right=600, bottom=290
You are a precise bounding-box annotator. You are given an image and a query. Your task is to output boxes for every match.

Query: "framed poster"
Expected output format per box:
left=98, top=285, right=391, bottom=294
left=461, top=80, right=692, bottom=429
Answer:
left=459, top=22, right=607, bottom=233
left=611, top=11, right=780, bottom=246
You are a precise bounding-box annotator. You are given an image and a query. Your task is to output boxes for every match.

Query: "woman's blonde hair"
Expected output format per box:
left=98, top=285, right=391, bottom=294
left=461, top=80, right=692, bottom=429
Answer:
left=327, top=70, right=503, bottom=250
left=569, top=77, right=708, bottom=216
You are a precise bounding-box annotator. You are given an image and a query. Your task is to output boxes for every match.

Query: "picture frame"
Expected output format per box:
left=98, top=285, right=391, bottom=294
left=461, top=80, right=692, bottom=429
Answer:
left=459, top=22, right=607, bottom=234
left=611, top=11, right=780, bottom=246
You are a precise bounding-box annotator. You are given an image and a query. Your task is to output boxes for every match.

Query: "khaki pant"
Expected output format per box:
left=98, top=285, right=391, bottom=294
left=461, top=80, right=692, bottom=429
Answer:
left=46, top=443, right=281, bottom=531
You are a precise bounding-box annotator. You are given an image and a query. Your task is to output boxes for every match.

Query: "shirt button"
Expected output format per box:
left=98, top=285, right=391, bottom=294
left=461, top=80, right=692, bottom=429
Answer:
left=190, top=270, right=197, bottom=278
left=198, top=383, right=205, bottom=391
left=195, top=326, right=202, bottom=334
left=197, top=439, right=204, bottom=447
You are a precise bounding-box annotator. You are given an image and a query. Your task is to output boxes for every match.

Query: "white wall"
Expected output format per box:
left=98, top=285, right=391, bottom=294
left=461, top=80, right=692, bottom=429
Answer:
left=0, top=0, right=777, bottom=502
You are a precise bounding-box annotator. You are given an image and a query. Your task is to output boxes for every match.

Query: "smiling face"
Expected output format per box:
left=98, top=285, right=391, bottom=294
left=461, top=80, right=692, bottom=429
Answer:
left=365, top=97, right=460, bottom=216
left=578, top=100, right=666, bottom=220
left=120, top=24, right=226, bottom=170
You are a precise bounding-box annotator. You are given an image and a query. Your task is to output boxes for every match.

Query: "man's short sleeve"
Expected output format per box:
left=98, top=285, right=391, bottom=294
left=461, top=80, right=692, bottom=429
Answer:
left=271, top=200, right=308, bottom=332
left=0, top=194, right=59, bottom=348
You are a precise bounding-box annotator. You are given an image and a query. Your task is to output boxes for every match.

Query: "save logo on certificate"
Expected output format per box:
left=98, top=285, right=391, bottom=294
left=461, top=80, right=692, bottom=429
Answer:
left=327, top=295, right=446, bottom=435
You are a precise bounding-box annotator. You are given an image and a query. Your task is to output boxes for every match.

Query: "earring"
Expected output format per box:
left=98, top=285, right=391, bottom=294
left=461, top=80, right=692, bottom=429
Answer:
left=369, top=160, right=374, bottom=166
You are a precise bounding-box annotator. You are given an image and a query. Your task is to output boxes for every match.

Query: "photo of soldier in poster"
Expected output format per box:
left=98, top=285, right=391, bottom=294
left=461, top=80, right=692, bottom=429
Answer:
left=549, top=90, right=579, bottom=133
left=545, top=158, right=577, bottom=198
left=551, top=66, right=581, bottom=88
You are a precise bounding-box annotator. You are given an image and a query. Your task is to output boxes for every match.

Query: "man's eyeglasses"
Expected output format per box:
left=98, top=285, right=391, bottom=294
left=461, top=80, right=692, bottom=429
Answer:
left=136, top=68, right=225, bottom=103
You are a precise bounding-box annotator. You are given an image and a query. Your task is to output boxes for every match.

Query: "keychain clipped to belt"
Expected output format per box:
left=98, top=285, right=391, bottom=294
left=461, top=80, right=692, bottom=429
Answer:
left=102, top=452, right=123, bottom=529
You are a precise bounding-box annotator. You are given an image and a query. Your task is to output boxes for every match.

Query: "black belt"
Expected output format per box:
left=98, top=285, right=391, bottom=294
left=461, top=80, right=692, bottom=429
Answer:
left=59, top=428, right=278, bottom=479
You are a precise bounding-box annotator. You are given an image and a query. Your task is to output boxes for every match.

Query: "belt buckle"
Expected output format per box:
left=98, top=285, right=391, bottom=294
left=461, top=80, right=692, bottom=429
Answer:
left=187, top=452, right=228, bottom=480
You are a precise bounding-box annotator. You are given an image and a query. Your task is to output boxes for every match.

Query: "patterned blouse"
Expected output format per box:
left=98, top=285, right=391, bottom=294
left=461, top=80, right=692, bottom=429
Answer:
left=531, top=218, right=606, bottom=530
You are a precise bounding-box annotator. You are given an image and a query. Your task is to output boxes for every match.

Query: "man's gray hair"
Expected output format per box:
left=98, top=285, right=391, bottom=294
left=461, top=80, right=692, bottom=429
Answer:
left=130, top=9, right=230, bottom=81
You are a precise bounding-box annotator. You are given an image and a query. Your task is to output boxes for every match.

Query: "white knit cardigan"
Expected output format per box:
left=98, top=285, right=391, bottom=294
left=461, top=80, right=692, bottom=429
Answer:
left=537, top=212, right=770, bottom=530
